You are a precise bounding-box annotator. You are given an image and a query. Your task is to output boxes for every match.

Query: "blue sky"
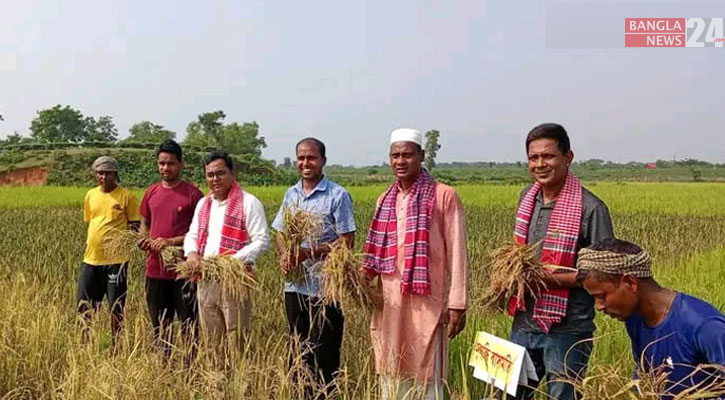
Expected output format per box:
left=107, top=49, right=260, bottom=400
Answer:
left=1, top=0, right=723, bottom=165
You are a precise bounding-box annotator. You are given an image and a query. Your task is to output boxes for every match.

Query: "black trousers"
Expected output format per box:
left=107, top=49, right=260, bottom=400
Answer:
left=77, top=262, right=128, bottom=316
left=284, top=292, right=344, bottom=399
left=145, top=278, right=197, bottom=352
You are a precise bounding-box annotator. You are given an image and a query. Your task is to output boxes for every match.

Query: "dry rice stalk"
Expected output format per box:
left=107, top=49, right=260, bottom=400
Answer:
left=101, top=228, right=148, bottom=261
left=276, top=206, right=324, bottom=282
left=172, top=255, right=257, bottom=302
left=483, top=241, right=547, bottom=311
left=320, top=240, right=381, bottom=312
left=562, top=362, right=725, bottom=399
left=561, top=363, right=663, bottom=400
left=160, top=246, right=185, bottom=266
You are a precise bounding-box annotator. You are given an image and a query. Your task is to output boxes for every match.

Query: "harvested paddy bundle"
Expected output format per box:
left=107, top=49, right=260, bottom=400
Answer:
left=101, top=228, right=148, bottom=261
left=172, top=255, right=256, bottom=302
left=276, top=206, right=324, bottom=282
left=320, top=240, right=380, bottom=312
left=484, top=241, right=547, bottom=310
left=160, top=245, right=185, bottom=266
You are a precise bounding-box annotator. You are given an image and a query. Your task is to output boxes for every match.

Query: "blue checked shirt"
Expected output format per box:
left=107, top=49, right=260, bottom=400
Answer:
left=272, top=176, right=356, bottom=297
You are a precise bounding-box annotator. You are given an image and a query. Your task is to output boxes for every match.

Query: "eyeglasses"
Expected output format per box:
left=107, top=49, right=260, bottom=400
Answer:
left=205, top=170, right=228, bottom=179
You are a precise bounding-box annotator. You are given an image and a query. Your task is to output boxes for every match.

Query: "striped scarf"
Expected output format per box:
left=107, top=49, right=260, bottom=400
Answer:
left=510, top=172, right=583, bottom=333
left=363, top=170, right=437, bottom=295
left=197, top=181, right=249, bottom=256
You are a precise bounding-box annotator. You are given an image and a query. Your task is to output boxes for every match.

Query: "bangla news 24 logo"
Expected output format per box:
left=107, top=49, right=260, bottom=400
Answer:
left=625, top=18, right=725, bottom=47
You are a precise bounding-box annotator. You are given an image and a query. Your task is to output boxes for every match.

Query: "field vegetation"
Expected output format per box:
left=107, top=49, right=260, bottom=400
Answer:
left=1, top=183, right=724, bottom=399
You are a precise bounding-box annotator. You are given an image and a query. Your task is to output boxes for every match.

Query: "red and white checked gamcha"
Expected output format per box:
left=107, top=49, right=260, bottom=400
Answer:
left=197, top=181, right=249, bottom=257
left=510, top=172, right=583, bottom=332
left=363, top=170, right=437, bottom=295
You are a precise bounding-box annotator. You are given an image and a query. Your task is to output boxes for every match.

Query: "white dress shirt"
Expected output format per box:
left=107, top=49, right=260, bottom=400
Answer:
left=183, top=190, right=270, bottom=267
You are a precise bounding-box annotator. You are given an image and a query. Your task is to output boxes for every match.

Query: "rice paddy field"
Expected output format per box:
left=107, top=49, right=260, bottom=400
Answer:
left=1, top=182, right=724, bottom=399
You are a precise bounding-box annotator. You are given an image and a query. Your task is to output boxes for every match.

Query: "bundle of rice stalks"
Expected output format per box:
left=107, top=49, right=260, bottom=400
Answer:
left=160, top=246, right=185, bottom=266
left=172, top=255, right=257, bottom=302
left=483, top=241, right=547, bottom=310
left=320, top=241, right=381, bottom=312
left=101, top=228, right=149, bottom=261
left=276, top=206, right=324, bottom=282
left=285, top=260, right=307, bottom=284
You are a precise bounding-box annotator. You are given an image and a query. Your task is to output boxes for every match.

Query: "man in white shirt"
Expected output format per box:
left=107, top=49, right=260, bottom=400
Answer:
left=183, top=151, right=270, bottom=352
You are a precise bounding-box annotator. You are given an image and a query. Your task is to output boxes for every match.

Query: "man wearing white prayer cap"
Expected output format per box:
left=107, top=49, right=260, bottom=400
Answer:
left=363, top=128, right=469, bottom=400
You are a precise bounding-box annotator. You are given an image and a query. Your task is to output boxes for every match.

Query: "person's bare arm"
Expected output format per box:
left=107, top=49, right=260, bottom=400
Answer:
left=305, top=231, right=355, bottom=256
left=185, top=251, right=202, bottom=282
left=447, top=309, right=467, bottom=339
left=138, top=218, right=151, bottom=250
left=540, top=265, right=579, bottom=289
left=338, top=232, right=355, bottom=250
left=150, top=235, right=186, bottom=252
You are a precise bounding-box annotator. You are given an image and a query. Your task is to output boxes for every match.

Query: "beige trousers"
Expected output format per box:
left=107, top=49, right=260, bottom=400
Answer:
left=197, top=281, right=251, bottom=349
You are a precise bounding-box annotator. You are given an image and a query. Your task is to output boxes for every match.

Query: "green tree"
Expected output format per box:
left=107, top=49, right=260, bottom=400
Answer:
left=183, top=111, right=266, bottom=156
left=282, top=157, right=292, bottom=168
left=29, top=105, right=117, bottom=143
left=0, top=132, right=31, bottom=146
left=124, top=121, right=176, bottom=144
left=84, top=115, right=118, bottom=142
left=424, top=129, right=441, bottom=171
left=184, top=110, right=225, bottom=149
left=30, top=105, right=86, bottom=143
left=220, top=122, right=266, bottom=156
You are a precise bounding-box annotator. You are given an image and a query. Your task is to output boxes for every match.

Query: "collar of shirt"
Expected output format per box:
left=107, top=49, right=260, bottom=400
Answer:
left=209, top=194, right=229, bottom=206
left=536, top=190, right=556, bottom=209
left=292, top=176, right=329, bottom=199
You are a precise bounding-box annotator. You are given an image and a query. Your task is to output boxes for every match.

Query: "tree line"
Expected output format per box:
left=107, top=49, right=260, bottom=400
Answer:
left=0, top=105, right=267, bottom=157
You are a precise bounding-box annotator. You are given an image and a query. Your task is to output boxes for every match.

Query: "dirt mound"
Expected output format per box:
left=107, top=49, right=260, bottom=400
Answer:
left=0, top=167, right=48, bottom=185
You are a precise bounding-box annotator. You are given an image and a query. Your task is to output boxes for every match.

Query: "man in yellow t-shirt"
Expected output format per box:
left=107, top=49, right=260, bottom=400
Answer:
left=77, top=156, right=141, bottom=347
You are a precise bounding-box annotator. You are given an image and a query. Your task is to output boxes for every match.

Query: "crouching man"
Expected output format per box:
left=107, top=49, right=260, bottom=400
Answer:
left=578, top=238, right=725, bottom=399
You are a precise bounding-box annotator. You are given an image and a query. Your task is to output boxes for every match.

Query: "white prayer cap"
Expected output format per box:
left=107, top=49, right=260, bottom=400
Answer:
left=390, top=128, right=422, bottom=146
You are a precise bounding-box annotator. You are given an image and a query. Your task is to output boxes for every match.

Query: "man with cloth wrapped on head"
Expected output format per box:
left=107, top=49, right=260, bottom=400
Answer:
left=77, top=156, right=141, bottom=348
left=363, top=128, right=469, bottom=400
left=578, top=238, right=725, bottom=400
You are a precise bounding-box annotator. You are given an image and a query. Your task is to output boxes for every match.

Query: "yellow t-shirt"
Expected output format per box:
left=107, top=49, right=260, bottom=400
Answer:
left=83, top=186, right=141, bottom=265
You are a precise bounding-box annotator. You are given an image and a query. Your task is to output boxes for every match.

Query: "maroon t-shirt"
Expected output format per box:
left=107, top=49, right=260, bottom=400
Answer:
left=140, top=181, right=204, bottom=279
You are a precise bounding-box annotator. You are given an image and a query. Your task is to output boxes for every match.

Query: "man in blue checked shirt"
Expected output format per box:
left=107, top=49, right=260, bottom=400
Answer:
left=272, top=137, right=356, bottom=399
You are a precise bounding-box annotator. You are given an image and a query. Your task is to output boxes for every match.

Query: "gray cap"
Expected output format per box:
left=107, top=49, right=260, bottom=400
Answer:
left=92, top=156, right=119, bottom=172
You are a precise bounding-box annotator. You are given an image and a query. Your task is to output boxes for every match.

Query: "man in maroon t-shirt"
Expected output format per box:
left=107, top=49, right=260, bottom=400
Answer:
left=139, top=140, right=204, bottom=358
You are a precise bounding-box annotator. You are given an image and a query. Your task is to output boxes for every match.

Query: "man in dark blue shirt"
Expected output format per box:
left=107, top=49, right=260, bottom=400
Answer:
left=577, top=238, right=725, bottom=399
